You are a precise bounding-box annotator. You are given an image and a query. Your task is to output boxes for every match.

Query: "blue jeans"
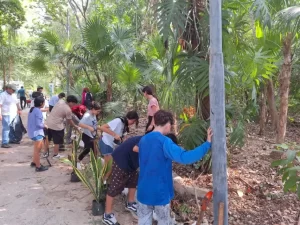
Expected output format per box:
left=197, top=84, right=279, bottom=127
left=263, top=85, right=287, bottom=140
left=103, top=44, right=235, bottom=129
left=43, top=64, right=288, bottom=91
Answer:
left=2, top=115, right=10, bottom=145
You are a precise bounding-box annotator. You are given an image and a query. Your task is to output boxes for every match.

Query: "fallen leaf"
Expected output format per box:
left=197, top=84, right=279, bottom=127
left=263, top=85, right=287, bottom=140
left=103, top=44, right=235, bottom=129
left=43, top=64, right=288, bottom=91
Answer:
left=237, top=190, right=244, bottom=197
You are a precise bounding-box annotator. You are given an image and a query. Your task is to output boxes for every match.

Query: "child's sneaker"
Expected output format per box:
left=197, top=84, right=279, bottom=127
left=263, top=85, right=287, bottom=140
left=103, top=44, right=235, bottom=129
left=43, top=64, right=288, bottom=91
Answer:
left=102, top=213, right=119, bottom=225
left=125, top=202, right=137, bottom=218
left=53, top=154, right=64, bottom=159
left=36, top=165, right=48, bottom=172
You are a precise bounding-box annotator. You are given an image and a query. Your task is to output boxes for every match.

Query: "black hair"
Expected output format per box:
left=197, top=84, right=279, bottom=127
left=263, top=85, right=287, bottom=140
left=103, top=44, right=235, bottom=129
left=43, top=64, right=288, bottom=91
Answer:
left=66, top=95, right=78, bottom=104
left=165, top=133, right=178, bottom=144
left=142, top=86, right=159, bottom=102
left=91, top=102, right=101, bottom=110
left=37, top=86, right=43, bottom=91
left=126, top=110, right=139, bottom=126
left=21, top=86, right=23, bottom=88
left=30, top=96, right=45, bottom=113
left=142, top=86, right=153, bottom=95
left=153, top=110, right=174, bottom=126
left=58, top=92, right=65, bottom=98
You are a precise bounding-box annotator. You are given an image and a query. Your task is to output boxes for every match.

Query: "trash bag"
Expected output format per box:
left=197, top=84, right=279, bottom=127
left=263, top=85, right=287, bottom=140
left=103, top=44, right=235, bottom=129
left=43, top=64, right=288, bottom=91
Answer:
left=9, top=115, right=27, bottom=143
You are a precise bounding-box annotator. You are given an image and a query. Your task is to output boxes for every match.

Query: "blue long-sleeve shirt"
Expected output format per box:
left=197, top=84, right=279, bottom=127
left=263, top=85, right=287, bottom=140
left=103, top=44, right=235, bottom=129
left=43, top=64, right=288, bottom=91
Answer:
left=27, top=107, right=44, bottom=138
left=137, top=131, right=211, bottom=206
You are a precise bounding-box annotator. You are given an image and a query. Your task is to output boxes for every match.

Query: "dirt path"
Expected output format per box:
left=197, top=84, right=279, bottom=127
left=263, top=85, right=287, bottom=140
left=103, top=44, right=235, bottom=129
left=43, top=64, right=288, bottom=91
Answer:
left=0, top=109, right=137, bottom=225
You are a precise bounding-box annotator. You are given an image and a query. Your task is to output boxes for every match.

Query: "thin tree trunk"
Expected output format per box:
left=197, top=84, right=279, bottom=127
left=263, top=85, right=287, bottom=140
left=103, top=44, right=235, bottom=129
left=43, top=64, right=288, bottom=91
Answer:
left=106, top=77, right=112, bottom=102
left=276, top=33, right=292, bottom=143
left=266, top=79, right=278, bottom=130
left=2, top=64, right=6, bottom=90
left=259, top=85, right=267, bottom=135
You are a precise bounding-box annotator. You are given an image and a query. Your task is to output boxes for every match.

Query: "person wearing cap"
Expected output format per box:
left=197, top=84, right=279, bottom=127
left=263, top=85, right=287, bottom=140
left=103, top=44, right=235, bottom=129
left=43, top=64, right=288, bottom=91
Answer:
left=0, top=84, right=22, bottom=148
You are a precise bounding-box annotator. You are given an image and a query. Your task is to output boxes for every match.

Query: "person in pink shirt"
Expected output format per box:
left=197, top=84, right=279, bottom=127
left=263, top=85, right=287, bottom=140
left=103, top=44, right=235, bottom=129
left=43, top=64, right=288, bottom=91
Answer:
left=142, top=86, right=160, bottom=133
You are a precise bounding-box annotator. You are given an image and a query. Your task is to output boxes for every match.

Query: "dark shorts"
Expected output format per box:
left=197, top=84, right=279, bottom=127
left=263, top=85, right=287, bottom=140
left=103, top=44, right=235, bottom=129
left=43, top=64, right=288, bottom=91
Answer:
left=107, top=162, right=138, bottom=197
left=48, top=129, right=64, bottom=144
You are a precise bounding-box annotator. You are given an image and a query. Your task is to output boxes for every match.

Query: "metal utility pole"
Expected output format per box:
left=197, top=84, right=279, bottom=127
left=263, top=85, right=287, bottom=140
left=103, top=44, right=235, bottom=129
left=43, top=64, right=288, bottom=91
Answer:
left=209, top=0, right=228, bottom=224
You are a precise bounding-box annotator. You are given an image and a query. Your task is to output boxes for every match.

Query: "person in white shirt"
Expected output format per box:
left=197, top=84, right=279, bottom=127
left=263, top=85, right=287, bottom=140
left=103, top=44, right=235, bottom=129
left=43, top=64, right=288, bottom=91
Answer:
left=49, top=92, right=65, bottom=112
left=0, top=84, right=22, bottom=148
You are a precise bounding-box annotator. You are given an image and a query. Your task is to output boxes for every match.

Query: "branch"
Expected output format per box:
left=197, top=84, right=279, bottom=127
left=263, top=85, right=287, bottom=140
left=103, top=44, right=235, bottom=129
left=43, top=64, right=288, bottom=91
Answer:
left=68, top=0, right=83, bottom=30
left=70, top=0, right=85, bottom=21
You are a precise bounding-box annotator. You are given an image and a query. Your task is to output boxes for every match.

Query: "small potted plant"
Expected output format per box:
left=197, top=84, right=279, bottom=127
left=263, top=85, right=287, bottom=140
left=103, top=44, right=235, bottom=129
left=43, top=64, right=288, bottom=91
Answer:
left=69, top=132, right=82, bottom=182
left=62, top=150, right=111, bottom=216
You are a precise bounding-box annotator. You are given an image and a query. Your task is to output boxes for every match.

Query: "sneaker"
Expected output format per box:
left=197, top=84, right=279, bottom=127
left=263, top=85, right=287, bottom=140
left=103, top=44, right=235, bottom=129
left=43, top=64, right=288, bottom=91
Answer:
left=125, top=202, right=138, bottom=218
left=102, top=213, right=119, bottom=225
left=42, top=152, right=49, bottom=158
left=53, top=154, right=64, bottom=159
left=30, top=162, right=36, bottom=167
left=9, top=141, right=20, bottom=144
left=36, top=165, right=48, bottom=172
left=1, top=144, right=11, bottom=148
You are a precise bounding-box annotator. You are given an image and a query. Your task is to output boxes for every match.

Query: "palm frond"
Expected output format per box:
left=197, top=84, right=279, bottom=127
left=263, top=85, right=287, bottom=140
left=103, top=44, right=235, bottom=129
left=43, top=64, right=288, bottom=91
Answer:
left=250, top=0, right=272, bottom=28
left=117, top=63, right=141, bottom=86
left=276, top=6, right=300, bottom=34
left=83, top=17, right=112, bottom=53
left=155, top=0, right=189, bottom=39
left=29, top=57, right=48, bottom=74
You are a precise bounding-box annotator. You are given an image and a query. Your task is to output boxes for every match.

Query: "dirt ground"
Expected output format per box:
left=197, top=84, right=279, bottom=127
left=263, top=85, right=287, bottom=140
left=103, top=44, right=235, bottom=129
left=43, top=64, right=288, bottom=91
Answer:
left=0, top=109, right=137, bottom=225
left=173, top=123, right=300, bottom=225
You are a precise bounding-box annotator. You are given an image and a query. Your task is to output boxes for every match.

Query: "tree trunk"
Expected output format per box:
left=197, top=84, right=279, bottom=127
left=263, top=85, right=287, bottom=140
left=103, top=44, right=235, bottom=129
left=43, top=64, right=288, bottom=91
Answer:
left=276, top=33, right=292, bottom=143
left=266, top=79, right=278, bottom=130
left=258, top=85, right=267, bottom=135
left=106, top=77, right=112, bottom=102
left=2, top=64, right=6, bottom=90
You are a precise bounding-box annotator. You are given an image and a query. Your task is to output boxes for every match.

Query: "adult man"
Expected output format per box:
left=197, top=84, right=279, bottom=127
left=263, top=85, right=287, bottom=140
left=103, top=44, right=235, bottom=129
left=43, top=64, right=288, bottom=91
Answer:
left=0, top=84, right=22, bottom=148
left=45, top=95, right=79, bottom=158
left=49, top=92, right=65, bottom=112
left=18, top=86, right=26, bottom=110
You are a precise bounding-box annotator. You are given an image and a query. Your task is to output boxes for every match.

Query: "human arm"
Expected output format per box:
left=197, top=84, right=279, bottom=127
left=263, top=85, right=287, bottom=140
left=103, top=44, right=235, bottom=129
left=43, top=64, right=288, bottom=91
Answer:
left=79, top=122, right=95, bottom=132
left=133, top=145, right=139, bottom=152
left=98, top=120, right=121, bottom=140
left=163, top=128, right=213, bottom=164
left=36, top=111, right=45, bottom=129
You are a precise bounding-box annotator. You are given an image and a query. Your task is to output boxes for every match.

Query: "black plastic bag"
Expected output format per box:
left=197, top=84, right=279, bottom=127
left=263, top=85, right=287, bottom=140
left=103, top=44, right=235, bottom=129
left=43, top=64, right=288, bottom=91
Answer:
left=9, top=115, right=27, bottom=143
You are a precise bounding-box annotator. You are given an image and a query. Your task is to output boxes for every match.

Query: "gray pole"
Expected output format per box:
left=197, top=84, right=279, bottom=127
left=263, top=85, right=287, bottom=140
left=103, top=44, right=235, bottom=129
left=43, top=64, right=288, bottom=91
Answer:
left=209, top=0, right=228, bottom=224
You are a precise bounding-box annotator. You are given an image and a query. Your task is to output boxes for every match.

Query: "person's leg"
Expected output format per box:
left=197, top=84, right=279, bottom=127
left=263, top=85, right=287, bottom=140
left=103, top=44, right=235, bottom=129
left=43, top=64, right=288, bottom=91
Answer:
left=78, top=134, right=93, bottom=161
left=33, top=140, right=43, bottom=167
left=137, top=202, right=154, bottom=225
left=103, top=155, right=113, bottom=181
left=53, top=129, right=64, bottom=157
left=99, top=139, right=114, bottom=181
left=103, top=162, right=127, bottom=224
left=154, top=204, right=171, bottom=225
left=2, top=115, right=10, bottom=146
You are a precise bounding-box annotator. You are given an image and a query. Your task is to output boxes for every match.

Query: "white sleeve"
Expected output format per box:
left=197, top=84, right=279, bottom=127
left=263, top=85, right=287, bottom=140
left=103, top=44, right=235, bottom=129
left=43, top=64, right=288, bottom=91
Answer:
left=13, top=94, right=19, bottom=104
left=79, top=113, right=89, bottom=125
left=0, top=93, right=4, bottom=105
left=44, top=99, right=49, bottom=108
left=107, top=118, right=121, bottom=132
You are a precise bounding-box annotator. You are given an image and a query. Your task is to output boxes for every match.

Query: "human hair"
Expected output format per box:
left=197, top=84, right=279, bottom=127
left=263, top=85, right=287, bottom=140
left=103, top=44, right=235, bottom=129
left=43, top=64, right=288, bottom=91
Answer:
left=142, top=86, right=153, bottom=95
left=30, top=96, right=45, bottom=113
left=21, top=86, right=23, bottom=88
left=58, top=92, right=65, bottom=98
left=142, top=86, right=159, bottom=102
left=37, top=86, right=43, bottom=91
left=83, top=87, right=89, bottom=93
left=66, top=95, right=78, bottom=104
left=154, top=110, right=174, bottom=126
left=165, top=133, right=178, bottom=144
left=91, top=102, right=101, bottom=110
left=126, top=110, right=139, bottom=126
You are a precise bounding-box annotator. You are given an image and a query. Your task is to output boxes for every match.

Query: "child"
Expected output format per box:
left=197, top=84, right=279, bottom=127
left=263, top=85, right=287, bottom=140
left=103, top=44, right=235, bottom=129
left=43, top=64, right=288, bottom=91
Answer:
left=137, top=110, right=213, bottom=225
left=98, top=111, right=139, bottom=179
left=27, top=97, right=48, bottom=172
left=77, top=102, right=101, bottom=164
left=142, top=86, right=159, bottom=133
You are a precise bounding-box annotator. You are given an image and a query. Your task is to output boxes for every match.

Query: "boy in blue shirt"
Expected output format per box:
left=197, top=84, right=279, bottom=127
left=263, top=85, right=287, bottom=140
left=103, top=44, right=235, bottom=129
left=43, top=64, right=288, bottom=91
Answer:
left=137, top=110, right=213, bottom=225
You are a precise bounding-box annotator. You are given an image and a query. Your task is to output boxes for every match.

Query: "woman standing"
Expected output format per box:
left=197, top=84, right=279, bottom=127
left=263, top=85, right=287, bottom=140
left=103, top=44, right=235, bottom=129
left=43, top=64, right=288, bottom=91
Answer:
left=142, top=86, right=160, bottom=133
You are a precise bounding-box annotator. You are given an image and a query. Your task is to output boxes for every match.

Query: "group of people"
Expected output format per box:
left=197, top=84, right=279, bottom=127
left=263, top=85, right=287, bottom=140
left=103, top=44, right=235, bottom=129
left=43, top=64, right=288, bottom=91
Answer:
left=0, top=84, right=213, bottom=225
